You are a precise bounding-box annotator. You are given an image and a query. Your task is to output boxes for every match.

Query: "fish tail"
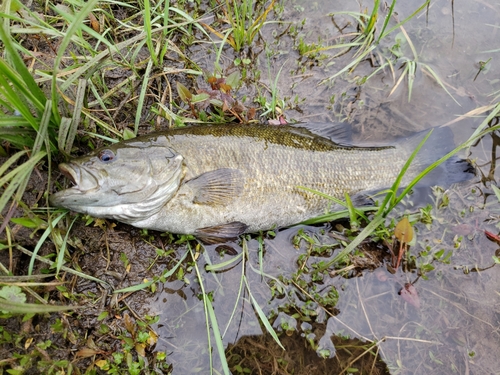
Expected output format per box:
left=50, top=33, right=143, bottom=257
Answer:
left=399, top=127, right=474, bottom=186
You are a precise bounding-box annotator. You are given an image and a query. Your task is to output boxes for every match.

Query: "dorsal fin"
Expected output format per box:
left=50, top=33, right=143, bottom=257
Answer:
left=290, top=122, right=353, bottom=146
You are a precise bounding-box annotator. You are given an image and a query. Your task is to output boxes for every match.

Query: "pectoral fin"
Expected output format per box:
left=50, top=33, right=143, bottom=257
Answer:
left=195, top=221, right=249, bottom=244
left=350, top=192, right=375, bottom=207
left=186, top=168, right=244, bottom=206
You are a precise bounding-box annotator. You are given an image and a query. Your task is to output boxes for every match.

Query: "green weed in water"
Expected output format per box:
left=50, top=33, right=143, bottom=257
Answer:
left=317, top=0, right=456, bottom=105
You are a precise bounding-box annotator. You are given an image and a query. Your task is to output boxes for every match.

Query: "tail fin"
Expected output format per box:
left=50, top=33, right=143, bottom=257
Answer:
left=399, top=127, right=475, bottom=187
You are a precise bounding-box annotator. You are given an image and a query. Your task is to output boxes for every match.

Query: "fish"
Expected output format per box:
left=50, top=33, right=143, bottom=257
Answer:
left=49, top=123, right=472, bottom=243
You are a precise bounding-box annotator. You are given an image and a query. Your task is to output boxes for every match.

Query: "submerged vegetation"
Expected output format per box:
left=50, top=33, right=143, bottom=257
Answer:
left=1, top=0, right=500, bottom=374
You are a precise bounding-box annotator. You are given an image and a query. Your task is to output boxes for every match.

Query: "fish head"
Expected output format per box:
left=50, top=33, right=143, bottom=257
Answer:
left=50, top=143, right=184, bottom=222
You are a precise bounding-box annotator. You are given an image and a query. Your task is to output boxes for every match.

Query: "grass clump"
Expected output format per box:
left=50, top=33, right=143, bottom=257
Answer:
left=313, top=0, right=460, bottom=104
left=204, top=0, right=276, bottom=52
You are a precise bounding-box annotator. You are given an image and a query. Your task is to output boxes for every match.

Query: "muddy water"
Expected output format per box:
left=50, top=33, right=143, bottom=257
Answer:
left=151, top=0, right=500, bottom=373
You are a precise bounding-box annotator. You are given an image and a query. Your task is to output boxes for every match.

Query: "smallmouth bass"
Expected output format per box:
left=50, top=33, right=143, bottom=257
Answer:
left=50, top=124, right=471, bottom=243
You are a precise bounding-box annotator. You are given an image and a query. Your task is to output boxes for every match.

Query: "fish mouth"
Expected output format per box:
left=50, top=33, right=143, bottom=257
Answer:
left=50, top=163, right=100, bottom=207
left=59, top=163, right=78, bottom=186
left=56, top=163, right=99, bottom=193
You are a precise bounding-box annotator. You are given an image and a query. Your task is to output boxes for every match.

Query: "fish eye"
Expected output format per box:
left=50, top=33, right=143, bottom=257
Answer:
left=98, top=149, right=115, bottom=163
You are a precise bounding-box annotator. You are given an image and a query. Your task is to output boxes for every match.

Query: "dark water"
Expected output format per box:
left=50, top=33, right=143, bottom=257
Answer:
left=151, top=0, right=500, bottom=373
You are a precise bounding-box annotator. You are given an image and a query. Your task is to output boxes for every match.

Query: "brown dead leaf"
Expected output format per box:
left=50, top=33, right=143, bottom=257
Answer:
left=147, top=330, right=158, bottom=346
left=89, top=13, right=100, bottom=33
left=135, top=343, right=146, bottom=357
left=25, top=337, right=34, bottom=349
left=247, top=107, right=256, bottom=121
left=123, top=313, right=135, bottom=336
left=219, top=83, right=232, bottom=93
left=76, top=347, right=102, bottom=358
left=222, top=100, right=230, bottom=113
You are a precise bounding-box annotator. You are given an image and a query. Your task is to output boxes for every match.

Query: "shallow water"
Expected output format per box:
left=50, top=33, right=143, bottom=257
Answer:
left=150, top=0, right=500, bottom=373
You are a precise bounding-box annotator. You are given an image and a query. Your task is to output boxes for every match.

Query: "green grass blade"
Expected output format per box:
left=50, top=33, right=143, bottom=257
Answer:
left=28, top=212, right=67, bottom=276
left=321, top=45, right=376, bottom=83
left=222, top=249, right=246, bottom=337
left=58, top=117, right=72, bottom=153
left=465, top=102, right=500, bottom=145
left=388, top=127, right=498, bottom=213
left=0, top=298, right=82, bottom=314
left=344, top=192, right=359, bottom=231
left=114, top=250, right=189, bottom=293
left=377, top=0, right=397, bottom=43
left=135, top=59, right=154, bottom=134
left=421, top=64, right=461, bottom=106
left=379, top=0, right=430, bottom=41
left=188, top=243, right=217, bottom=374
left=258, top=235, right=264, bottom=279
left=0, top=151, right=46, bottom=215
left=308, top=42, right=365, bottom=54
left=297, top=186, right=371, bottom=223
left=491, top=185, right=500, bottom=203
left=143, top=0, right=158, bottom=66
left=297, top=186, right=346, bottom=206
left=318, top=214, right=385, bottom=272
left=168, top=7, right=212, bottom=39
left=0, top=58, right=45, bottom=111
left=162, top=0, right=170, bottom=37
left=32, top=99, right=52, bottom=155
left=16, top=245, right=111, bottom=287
left=50, top=0, right=99, bottom=120
left=0, top=117, right=35, bottom=131
left=0, top=62, right=41, bottom=130
left=10, top=101, right=53, bottom=212
left=0, top=19, right=47, bottom=109
left=55, top=215, right=79, bottom=276
left=407, top=60, right=416, bottom=102
left=244, top=275, right=285, bottom=350
left=0, top=152, right=45, bottom=187
left=364, top=0, right=380, bottom=37
left=205, top=252, right=243, bottom=272
left=376, top=129, right=433, bottom=215
left=0, top=150, right=28, bottom=177
left=299, top=208, right=375, bottom=226
left=206, top=297, right=231, bottom=375
left=65, top=79, right=87, bottom=154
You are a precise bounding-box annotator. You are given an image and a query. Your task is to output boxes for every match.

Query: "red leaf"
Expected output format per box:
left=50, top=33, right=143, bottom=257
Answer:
left=484, top=230, right=500, bottom=244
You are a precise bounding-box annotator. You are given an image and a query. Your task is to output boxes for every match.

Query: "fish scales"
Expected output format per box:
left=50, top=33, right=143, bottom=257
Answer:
left=149, top=130, right=403, bottom=234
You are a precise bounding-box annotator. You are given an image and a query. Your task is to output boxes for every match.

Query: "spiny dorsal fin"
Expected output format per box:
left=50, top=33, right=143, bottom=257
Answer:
left=186, top=168, right=244, bottom=206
